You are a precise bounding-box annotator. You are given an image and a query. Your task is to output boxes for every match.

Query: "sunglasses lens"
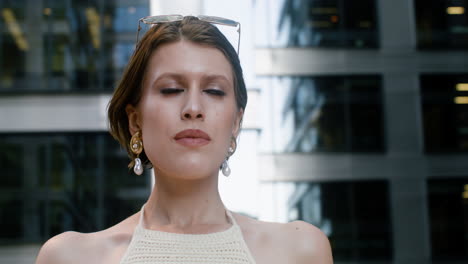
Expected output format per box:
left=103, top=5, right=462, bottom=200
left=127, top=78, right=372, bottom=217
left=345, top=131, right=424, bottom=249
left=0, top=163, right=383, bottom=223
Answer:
left=142, top=15, right=183, bottom=24
left=197, top=15, right=238, bottom=27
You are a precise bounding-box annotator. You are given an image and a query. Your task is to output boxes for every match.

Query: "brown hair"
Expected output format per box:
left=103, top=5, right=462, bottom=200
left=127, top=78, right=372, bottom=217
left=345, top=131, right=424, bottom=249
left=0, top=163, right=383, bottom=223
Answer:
left=107, top=16, right=247, bottom=169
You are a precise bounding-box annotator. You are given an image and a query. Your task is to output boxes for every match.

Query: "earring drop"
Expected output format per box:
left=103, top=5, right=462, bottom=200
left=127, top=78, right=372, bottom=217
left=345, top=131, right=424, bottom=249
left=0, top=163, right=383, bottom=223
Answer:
left=221, top=146, right=235, bottom=177
left=134, top=157, right=143, bottom=175
left=221, top=159, right=231, bottom=177
left=130, top=131, right=143, bottom=175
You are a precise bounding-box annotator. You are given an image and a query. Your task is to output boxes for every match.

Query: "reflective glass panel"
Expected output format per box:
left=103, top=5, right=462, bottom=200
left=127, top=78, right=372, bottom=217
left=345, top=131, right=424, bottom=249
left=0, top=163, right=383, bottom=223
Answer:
left=428, top=178, right=468, bottom=261
left=0, top=132, right=150, bottom=244
left=277, top=0, right=378, bottom=48
left=415, top=0, right=468, bottom=49
left=0, top=0, right=149, bottom=93
left=289, top=180, right=393, bottom=261
left=421, top=74, right=468, bottom=152
left=278, top=75, right=384, bottom=153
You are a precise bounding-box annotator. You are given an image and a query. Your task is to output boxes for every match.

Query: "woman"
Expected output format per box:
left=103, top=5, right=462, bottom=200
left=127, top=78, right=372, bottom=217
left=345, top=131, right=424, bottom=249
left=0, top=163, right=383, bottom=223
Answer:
left=36, top=16, right=333, bottom=264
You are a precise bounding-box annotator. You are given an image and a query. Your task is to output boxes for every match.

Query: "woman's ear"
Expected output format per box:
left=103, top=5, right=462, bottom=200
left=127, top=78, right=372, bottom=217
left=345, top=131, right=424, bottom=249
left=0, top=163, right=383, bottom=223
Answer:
left=232, top=108, right=244, bottom=138
left=126, top=104, right=141, bottom=134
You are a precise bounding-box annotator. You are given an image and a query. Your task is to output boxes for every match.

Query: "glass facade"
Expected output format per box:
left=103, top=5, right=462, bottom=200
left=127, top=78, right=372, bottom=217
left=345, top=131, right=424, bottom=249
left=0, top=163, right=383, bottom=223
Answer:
left=0, top=132, right=150, bottom=244
left=428, top=178, right=468, bottom=261
left=421, top=74, right=468, bottom=152
left=281, top=75, right=384, bottom=152
left=278, top=0, right=378, bottom=48
left=290, top=180, right=392, bottom=261
left=259, top=0, right=468, bottom=262
left=415, top=0, right=468, bottom=49
left=0, top=0, right=148, bottom=93
left=0, top=0, right=151, bottom=250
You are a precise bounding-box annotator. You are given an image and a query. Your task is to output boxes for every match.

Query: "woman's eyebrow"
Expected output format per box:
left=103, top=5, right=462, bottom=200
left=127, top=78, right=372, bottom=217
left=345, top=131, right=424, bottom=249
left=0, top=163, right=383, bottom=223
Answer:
left=152, top=73, right=231, bottom=86
left=202, top=74, right=231, bottom=84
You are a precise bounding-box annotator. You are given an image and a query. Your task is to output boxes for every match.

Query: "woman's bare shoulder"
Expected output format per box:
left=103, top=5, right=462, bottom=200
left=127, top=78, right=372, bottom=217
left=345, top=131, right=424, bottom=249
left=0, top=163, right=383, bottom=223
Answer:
left=35, top=212, right=140, bottom=264
left=35, top=231, right=95, bottom=264
left=233, top=214, right=333, bottom=264
left=281, top=220, right=333, bottom=263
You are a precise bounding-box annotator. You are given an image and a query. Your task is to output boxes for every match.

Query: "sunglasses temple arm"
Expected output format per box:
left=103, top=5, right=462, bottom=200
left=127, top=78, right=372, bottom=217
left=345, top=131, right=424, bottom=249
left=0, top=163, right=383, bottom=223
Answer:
left=237, top=23, right=241, bottom=55
left=136, top=20, right=142, bottom=43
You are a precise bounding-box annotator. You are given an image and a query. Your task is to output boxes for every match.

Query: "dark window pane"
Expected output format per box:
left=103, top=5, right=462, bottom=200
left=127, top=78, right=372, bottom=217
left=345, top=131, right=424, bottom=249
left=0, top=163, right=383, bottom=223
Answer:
left=428, top=178, right=468, bottom=261
left=290, top=180, right=392, bottom=261
left=0, top=141, right=23, bottom=187
left=278, top=75, right=384, bottom=152
left=0, top=132, right=150, bottom=244
left=415, top=0, right=468, bottom=49
left=0, top=200, right=23, bottom=240
left=421, top=74, right=468, bottom=152
left=278, top=0, right=378, bottom=48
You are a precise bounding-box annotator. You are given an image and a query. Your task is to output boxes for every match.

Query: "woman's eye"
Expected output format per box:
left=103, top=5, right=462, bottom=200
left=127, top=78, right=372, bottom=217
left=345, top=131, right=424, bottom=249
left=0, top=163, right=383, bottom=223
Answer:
left=161, top=88, right=183, bottom=94
left=204, top=89, right=226, bottom=96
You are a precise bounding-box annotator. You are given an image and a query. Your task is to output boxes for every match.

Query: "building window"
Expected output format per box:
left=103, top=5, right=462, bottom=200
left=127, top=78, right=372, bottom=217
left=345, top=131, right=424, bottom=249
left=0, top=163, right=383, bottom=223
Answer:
left=0, top=0, right=149, bottom=93
left=428, top=178, right=468, bottom=261
left=279, top=75, right=384, bottom=153
left=277, top=0, right=378, bottom=48
left=421, top=74, right=468, bottom=152
left=289, top=180, right=393, bottom=261
left=0, top=132, right=150, bottom=243
left=415, top=0, right=468, bottom=49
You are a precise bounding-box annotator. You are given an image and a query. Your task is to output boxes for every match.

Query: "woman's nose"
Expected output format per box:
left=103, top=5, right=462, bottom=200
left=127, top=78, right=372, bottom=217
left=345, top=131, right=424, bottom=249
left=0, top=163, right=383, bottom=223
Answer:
left=181, top=91, right=204, bottom=121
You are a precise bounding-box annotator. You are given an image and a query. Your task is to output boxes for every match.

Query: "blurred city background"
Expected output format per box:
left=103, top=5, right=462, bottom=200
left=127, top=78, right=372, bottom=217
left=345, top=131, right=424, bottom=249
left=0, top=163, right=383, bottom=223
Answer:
left=0, top=0, right=467, bottom=263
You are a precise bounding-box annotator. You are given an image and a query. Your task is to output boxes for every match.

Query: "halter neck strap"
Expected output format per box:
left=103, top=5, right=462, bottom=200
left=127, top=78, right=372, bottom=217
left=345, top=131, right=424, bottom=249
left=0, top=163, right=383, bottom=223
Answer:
left=138, top=203, right=238, bottom=229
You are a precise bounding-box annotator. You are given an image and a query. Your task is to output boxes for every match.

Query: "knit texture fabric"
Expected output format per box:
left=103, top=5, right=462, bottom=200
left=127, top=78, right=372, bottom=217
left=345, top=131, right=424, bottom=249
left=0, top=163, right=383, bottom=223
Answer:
left=119, top=204, right=257, bottom=264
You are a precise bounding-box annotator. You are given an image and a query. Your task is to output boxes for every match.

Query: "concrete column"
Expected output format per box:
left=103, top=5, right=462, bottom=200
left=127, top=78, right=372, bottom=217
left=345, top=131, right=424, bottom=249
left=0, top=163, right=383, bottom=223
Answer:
left=384, top=74, right=431, bottom=264
left=384, top=74, right=423, bottom=155
left=378, top=0, right=416, bottom=51
left=378, top=0, right=431, bottom=262
left=390, top=177, right=431, bottom=264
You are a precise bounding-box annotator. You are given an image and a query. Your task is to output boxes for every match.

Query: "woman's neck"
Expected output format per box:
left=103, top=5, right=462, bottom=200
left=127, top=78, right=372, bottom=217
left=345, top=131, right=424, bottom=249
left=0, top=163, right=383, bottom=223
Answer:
left=143, top=172, right=229, bottom=230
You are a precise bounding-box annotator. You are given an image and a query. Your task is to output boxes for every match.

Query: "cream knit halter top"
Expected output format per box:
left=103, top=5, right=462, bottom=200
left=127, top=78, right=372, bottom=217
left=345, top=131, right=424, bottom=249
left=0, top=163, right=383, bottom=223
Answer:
left=119, top=204, right=257, bottom=264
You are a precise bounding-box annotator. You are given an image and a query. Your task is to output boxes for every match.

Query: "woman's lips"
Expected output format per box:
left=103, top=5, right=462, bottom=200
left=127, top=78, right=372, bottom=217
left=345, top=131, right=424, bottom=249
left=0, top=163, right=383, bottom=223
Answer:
left=175, top=137, right=210, bottom=147
left=174, top=129, right=211, bottom=147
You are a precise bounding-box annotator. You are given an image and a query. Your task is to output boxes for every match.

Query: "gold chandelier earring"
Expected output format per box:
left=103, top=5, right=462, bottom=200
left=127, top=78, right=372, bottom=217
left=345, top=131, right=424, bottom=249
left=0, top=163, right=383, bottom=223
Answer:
left=130, top=131, right=144, bottom=175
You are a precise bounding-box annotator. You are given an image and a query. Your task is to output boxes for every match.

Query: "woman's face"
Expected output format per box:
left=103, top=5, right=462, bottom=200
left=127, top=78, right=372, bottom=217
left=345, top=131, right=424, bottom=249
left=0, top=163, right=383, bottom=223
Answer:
left=127, top=40, right=243, bottom=179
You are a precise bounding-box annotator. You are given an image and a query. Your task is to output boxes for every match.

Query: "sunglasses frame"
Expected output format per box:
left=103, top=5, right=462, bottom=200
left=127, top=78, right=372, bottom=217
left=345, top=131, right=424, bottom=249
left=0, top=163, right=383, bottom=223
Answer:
left=136, top=14, right=241, bottom=54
